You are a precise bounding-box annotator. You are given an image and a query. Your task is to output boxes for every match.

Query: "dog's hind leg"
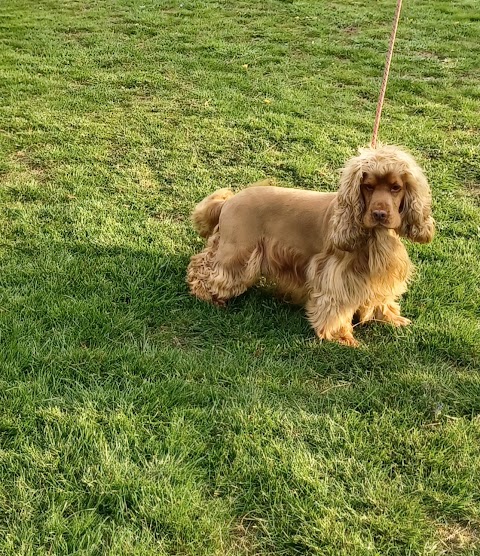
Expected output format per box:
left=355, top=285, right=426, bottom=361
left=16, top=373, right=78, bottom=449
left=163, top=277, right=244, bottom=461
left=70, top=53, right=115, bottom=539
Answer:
left=187, top=232, right=262, bottom=305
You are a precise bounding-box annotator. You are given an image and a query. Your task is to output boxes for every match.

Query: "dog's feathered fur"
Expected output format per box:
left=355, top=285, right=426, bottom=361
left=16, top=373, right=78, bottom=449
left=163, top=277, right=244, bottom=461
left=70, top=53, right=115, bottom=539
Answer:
left=187, top=146, right=434, bottom=346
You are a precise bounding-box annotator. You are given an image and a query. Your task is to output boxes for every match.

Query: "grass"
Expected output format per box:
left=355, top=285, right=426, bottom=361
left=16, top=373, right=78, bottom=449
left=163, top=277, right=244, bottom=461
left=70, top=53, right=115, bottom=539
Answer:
left=0, top=0, right=479, bottom=554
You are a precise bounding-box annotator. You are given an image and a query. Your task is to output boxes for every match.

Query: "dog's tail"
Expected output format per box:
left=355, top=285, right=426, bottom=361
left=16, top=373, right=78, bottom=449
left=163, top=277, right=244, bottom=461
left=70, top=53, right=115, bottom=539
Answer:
left=191, top=188, right=235, bottom=238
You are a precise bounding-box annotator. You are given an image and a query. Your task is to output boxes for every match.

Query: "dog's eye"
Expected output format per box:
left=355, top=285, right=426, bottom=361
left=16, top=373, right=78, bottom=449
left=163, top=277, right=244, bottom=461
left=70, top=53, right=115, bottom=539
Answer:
left=391, top=184, right=402, bottom=192
left=364, top=184, right=374, bottom=192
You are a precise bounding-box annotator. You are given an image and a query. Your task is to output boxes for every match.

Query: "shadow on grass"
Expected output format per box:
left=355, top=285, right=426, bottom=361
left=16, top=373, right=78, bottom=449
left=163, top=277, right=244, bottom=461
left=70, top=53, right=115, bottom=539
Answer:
left=1, top=239, right=478, bottom=421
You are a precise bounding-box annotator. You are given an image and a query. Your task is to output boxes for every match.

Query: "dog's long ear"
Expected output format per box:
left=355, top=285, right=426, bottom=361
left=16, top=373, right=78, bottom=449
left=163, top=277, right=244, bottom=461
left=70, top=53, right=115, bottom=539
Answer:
left=330, top=156, right=366, bottom=252
left=400, top=158, right=435, bottom=243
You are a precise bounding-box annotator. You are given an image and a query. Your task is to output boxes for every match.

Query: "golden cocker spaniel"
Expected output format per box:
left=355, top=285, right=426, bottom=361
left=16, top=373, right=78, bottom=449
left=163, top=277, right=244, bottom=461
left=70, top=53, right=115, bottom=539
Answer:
left=187, top=145, right=434, bottom=346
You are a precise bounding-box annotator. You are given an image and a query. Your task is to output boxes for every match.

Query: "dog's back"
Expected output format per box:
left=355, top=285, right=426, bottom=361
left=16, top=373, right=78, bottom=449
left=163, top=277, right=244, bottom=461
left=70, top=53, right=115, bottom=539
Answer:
left=191, top=179, right=276, bottom=238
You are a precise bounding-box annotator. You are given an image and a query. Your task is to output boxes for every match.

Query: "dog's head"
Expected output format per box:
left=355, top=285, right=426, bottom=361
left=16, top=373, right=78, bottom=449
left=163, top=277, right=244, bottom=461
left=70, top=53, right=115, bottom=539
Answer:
left=330, top=145, right=435, bottom=251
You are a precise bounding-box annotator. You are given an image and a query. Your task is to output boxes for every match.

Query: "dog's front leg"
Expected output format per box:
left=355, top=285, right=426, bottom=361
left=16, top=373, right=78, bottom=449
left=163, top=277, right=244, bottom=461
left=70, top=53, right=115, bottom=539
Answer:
left=305, top=293, right=359, bottom=347
left=377, top=300, right=411, bottom=327
left=358, top=300, right=411, bottom=327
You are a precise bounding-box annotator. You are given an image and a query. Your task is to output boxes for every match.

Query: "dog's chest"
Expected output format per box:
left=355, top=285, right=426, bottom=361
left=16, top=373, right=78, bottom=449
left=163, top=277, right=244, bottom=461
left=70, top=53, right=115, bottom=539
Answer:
left=365, top=237, right=412, bottom=291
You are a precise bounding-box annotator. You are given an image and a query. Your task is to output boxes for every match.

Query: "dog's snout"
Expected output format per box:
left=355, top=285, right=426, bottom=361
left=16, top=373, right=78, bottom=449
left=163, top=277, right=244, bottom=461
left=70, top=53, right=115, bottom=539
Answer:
left=372, top=210, right=388, bottom=223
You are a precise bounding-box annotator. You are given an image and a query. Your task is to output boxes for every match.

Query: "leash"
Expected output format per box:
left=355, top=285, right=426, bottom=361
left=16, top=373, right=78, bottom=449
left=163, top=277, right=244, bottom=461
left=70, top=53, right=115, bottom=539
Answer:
left=371, top=0, right=403, bottom=149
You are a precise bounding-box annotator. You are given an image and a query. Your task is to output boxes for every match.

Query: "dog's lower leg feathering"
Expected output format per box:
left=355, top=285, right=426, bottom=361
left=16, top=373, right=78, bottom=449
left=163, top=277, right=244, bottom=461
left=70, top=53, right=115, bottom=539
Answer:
left=187, top=146, right=434, bottom=346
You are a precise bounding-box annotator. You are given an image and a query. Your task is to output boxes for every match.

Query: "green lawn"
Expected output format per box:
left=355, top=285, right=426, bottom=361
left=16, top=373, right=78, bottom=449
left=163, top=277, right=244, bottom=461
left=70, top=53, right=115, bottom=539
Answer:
left=0, top=0, right=479, bottom=554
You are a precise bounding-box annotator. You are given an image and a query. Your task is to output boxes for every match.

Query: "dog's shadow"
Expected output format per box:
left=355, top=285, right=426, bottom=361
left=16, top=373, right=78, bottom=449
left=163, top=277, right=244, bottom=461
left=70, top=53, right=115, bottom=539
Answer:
left=8, top=238, right=476, bottom=423
left=25, top=240, right=478, bottom=378
left=152, top=252, right=313, bottom=349
left=45, top=241, right=312, bottom=350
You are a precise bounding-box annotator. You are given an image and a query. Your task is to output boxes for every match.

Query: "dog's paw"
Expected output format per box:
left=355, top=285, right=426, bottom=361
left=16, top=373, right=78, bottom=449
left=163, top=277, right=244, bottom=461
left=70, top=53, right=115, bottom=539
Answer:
left=389, top=315, right=411, bottom=327
left=336, top=335, right=360, bottom=348
left=316, top=329, right=359, bottom=348
left=211, top=294, right=226, bottom=307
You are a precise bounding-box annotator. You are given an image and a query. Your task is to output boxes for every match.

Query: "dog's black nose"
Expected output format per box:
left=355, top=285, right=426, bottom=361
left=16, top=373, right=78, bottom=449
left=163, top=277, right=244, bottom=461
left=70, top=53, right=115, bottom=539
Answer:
left=372, top=210, right=388, bottom=222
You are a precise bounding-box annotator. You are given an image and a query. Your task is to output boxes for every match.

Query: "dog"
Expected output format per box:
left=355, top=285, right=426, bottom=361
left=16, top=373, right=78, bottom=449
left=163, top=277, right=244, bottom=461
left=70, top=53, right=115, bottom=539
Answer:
left=187, top=145, right=434, bottom=346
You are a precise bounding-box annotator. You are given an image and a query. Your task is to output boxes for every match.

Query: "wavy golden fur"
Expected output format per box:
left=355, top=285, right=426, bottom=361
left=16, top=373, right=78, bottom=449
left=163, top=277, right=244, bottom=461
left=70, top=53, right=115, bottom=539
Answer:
left=187, top=146, right=434, bottom=346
